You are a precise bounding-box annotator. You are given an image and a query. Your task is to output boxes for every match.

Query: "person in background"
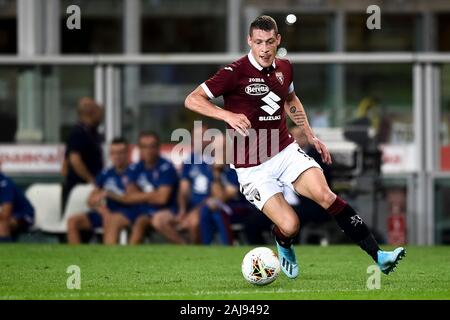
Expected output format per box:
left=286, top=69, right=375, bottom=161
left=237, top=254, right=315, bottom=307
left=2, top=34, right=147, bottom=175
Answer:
left=198, top=135, right=254, bottom=245
left=67, top=138, right=138, bottom=245
left=62, top=97, right=104, bottom=213
left=177, top=123, right=213, bottom=243
left=108, top=131, right=185, bottom=245
left=0, top=171, right=35, bottom=242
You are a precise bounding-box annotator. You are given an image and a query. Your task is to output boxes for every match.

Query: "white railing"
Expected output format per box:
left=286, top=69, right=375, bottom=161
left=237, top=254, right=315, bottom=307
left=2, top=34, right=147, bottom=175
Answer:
left=0, top=52, right=450, bottom=65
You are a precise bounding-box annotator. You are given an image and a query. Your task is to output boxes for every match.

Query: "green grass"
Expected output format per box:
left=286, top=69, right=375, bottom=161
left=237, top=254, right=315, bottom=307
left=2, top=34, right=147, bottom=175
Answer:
left=0, top=244, right=449, bottom=300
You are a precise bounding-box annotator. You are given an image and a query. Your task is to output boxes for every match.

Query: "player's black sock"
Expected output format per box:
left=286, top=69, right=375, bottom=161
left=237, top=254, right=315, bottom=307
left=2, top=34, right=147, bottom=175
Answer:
left=327, top=196, right=380, bottom=262
left=272, top=225, right=296, bottom=248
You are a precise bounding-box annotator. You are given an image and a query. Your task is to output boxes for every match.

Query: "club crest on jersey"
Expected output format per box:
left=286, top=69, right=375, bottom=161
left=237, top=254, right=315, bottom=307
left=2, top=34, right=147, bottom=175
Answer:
left=275, top=72, right=284, bottom=85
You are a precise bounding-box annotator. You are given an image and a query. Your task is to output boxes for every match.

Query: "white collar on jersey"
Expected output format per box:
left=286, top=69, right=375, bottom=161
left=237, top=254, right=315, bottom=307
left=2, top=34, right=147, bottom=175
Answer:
left=247, top=50, right=276, bottom=71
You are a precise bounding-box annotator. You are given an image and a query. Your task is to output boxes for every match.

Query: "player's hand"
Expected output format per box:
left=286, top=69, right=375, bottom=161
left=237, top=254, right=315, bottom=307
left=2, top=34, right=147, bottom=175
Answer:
left=307, top=134, right=332, bottom=165
left=176, top=210, right=186, bottom=223
left=224, top=112, right=251, bottom=136
left=97, top=205, right=110, bottom=218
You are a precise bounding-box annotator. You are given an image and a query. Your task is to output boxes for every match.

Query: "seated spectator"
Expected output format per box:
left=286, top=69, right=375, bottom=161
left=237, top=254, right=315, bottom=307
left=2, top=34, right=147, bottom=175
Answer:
left=67, top=137, right=139, bottom=245
left=108, top=131, right=185, bottom=245
left=0, top=171, right=35, bottom=242
left=177, top=123, right=213, bottom=243
left=199, top=152, right=255, bottom=245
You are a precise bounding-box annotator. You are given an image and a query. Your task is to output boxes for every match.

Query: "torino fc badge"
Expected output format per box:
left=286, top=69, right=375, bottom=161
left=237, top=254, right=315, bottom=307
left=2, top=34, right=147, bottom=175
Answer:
left=275, top=72, right=284, bottom=85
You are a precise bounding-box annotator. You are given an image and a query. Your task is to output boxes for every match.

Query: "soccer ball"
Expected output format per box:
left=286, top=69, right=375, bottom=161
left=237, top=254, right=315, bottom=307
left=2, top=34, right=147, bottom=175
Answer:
left=241, top=247, right=281, bottom=286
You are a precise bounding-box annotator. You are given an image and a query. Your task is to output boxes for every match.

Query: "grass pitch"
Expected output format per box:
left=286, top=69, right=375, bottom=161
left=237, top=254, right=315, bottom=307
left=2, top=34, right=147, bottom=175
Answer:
left=0, top=244, right=449, bottom=300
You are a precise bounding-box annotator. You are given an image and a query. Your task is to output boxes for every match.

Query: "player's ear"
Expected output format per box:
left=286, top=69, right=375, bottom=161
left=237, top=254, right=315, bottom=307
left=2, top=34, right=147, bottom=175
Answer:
left=247, top=34, right=252, bottom=47
left=276, top=33, right=281, bottom=46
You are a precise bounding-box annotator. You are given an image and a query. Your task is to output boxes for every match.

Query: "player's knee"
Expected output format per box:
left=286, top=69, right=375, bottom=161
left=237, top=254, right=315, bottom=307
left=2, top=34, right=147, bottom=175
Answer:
left=67, top=216, right=80, bottom=230
left=152, top=214, right=167, bottom=230
left=278, top=217, right=300, bottom=238
left=0, top=214, right=8, bottom=223
left=315, top=188, right=336, bottom=209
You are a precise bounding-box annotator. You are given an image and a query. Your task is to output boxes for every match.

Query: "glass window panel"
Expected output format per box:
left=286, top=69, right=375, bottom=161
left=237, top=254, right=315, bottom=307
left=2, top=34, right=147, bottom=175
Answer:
left=60, top=0, right=123, bottom=53
left=0, top=0, right=16, bottom=54
left=346, top=14, right=419, bottom=52
left=141, top=0, right=226, bottom=53
left=0, top=66, right=17, bottom=142
left=434, top=178, right=450, bottom=244
left=440, top=64, right=450, bottom=171
left=266, top=13, right=333, bottom=52
left=437, top=13, right=450, bottom=52
left=0, top=65, right=94, bottom=143
left=122, top=64, right=225, bottom=144
left=345, top=64, right=413, bottom=144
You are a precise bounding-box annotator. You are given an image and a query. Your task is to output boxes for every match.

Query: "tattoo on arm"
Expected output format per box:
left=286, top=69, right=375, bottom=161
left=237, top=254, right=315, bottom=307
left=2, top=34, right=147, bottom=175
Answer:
left=289, top=106, right=307, bottom=127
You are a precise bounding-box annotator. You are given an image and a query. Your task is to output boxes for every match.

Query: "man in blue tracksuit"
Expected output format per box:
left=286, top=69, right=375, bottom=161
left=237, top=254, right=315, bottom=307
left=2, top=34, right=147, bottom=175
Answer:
left=0, top=172, right=35, bottom=242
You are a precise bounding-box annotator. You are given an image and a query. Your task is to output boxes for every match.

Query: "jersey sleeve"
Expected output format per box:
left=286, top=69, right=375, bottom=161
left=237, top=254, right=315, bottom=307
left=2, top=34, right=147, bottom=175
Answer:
left=95, top=171, right=106, bottom=188
left=124, top=164, right=138, bottom=186
left=221, top=169, right=239, bottom=189
left=159, top=164, right=178, bottom=187
left=0, top=178, right=14, bottom=203
left=180, top=163, right=191, bottom=181
left=201, top=65, right=238, bottom=99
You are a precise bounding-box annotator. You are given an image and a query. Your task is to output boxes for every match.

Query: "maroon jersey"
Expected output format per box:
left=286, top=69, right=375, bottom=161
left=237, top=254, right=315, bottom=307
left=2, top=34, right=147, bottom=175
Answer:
left=201, top=52, right=295, bottom=168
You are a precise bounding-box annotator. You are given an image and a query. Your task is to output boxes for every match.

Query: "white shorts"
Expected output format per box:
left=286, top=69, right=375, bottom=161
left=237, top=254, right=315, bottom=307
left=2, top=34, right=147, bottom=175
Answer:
left=233, top=142, right=322, bottom=211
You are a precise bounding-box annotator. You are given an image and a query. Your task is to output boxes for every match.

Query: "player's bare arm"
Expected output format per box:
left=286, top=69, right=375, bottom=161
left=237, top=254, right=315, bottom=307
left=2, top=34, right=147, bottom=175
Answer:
left=87, top=187, right=105, bottom=208
left=106, top=184, right=149, bottom=204
left=185, top=86, right=251, bottom=136
left=0, top=202, right=12, bottom=220
left=106, top=183, right=172, bottom=206
left=176, top=179, right=190, bottom=220
left=145, top=185, right=172, bottom=206
left=284, top=92, right=332, bottom=165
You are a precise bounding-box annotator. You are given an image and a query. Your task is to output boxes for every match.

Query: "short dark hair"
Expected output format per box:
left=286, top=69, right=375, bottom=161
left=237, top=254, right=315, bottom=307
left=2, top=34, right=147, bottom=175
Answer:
left=249, top=15, right=278, bottom=36
left=138, top=130, right=160, bottom=144
left=111, top=137, right=128, bottom=146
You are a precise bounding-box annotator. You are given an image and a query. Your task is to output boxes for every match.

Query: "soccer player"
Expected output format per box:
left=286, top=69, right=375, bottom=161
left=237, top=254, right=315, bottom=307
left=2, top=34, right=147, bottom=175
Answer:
left=0, top=171, right=35, bottom=242
left=67, top=137, right=139, bottom=245
left=110, top=131, right=184, bottom=245
left=185, top=15, right=405, bottom=278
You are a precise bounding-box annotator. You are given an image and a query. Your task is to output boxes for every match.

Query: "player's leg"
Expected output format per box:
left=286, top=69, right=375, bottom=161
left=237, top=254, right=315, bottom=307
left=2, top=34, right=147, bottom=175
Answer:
left=152, top=209, right=186, bottom=244
left=103, top=213, right=131, bottom=245
left=0, top=218, right=12, bottom=242
left=211, top=210, right=234, bottom=245
left=199, top=205, right=216, bottom=245
left=67, top=213, right=94, bottom=244
left=236, top=164, right=300, bottom=278
left=129, top=214, right=150, bottom=245
left=185, top=207, right=201, bottom=244
left=261, top=192, right=300, bottom=278
left=292, top=167, right=405, bottom=274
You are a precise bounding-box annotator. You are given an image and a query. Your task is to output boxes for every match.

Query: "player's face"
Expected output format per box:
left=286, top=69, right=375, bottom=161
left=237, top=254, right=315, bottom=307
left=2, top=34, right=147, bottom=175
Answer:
left=139, top=135, right=160, bottom=163
left=248, top=29, right=281, bottom=68
left=110, top=143, right=128, bottom=169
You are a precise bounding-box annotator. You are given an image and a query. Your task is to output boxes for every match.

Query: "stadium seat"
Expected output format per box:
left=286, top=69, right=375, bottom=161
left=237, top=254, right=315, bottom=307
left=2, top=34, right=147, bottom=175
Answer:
left=25, top=183, right=62, bottom=232
left=61, top=183, right=95, bottom=232
left=27, top=183, right=94, bottom=234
